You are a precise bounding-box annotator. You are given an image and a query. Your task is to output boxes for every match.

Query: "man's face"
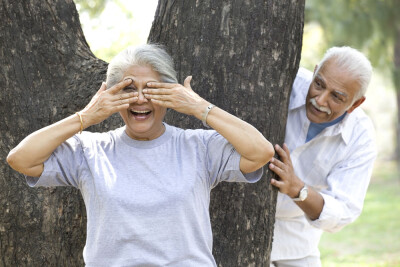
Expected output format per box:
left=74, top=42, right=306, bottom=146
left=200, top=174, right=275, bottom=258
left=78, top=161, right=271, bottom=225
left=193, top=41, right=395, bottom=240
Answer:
left=305, top=60, right=365, bottom=123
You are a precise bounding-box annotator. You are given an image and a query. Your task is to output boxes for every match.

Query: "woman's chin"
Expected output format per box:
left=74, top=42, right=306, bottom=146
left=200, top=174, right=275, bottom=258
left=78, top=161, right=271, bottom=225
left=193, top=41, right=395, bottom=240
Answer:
left=125, top=123, right=165, bottom=141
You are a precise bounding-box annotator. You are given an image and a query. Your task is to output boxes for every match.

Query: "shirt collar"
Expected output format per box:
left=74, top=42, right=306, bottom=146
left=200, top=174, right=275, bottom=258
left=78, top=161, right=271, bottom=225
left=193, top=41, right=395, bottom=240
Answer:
left=290, top=98, right=355, bottom=146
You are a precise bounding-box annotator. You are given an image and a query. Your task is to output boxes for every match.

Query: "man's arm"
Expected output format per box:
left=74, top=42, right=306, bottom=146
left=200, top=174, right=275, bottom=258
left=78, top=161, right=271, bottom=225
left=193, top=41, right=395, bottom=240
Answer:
left=269, top=138, right=376, bottom=231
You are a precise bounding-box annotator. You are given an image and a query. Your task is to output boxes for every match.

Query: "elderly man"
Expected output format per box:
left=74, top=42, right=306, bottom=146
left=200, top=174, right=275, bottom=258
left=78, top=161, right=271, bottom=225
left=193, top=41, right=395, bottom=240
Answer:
left=269, top=46, right=377, bottom=267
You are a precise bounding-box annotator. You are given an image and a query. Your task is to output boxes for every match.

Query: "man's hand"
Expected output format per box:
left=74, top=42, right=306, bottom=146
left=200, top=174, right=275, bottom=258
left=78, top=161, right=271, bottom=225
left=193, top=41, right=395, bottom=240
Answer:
left=269, top=143, right=305, bottom=198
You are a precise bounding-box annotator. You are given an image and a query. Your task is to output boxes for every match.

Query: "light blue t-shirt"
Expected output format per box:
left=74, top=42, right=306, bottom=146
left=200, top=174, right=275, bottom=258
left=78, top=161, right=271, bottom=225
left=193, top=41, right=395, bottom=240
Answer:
left=27, top=123, right=262, bottom=266
left=306, top=112, right=347, bottom=142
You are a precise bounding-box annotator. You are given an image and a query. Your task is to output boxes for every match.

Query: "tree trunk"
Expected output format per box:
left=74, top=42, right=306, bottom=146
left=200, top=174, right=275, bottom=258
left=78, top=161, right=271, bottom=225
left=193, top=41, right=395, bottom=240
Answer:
left=148, top=0, right=304, bottom=265
left=0, top=0, right=121, bottom=265
left=0, top=0, right=304, bottom=266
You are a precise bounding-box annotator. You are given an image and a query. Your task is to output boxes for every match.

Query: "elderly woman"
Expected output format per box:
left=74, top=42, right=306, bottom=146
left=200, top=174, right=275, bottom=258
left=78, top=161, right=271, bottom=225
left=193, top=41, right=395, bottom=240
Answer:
left=7, top=44, right=274, bottom=266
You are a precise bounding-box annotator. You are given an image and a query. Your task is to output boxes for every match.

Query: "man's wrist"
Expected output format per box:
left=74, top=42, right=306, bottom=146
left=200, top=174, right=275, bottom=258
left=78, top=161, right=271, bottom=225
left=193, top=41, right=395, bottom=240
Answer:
left=288, top=179, right=305, bottom=198
left=292, top=184, right=308, bottom=202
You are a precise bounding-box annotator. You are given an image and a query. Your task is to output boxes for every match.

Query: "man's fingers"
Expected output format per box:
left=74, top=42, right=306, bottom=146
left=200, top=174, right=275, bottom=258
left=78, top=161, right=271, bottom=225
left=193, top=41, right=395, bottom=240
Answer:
left=271, top=178, right=284, bottom=188
left=275, top=144, right=288, bottom=162
left=269, top=162, right=285, bottom=178
left=282, top=143, right=291, bottom=160
left=270, top=157, right=285, bottom=170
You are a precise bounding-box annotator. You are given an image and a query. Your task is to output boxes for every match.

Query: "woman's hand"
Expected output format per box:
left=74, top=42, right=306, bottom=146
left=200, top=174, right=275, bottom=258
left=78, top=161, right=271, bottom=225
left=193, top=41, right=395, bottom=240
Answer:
left=80, top=79, right=138, bottom=128
left=144, top=76, right=209, bottom=118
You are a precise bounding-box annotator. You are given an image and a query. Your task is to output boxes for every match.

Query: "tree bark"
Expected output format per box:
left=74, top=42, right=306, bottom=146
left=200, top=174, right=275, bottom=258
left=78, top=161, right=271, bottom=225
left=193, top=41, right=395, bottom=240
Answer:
left=148, top=0, right=304, bottom=265
left=0, top=0, right=304, bottom=266
left=0, top=0, right=121, bottom=265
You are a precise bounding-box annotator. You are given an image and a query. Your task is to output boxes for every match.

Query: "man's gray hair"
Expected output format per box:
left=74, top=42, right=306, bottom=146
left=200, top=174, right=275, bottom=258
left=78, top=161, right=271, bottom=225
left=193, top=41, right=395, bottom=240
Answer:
left=314, top=46, right=372, bottom=101
left=106, top=44, right=178, bottom=89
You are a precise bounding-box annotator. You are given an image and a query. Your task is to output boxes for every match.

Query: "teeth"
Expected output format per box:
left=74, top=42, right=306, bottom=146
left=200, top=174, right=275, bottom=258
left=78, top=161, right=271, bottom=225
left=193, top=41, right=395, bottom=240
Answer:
left=131, top=110, right=150, bottom=113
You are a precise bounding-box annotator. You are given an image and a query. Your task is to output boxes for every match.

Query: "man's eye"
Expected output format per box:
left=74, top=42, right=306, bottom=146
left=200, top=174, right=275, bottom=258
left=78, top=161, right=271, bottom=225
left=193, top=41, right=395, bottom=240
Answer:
left=332, top=93, right=343, bottom=102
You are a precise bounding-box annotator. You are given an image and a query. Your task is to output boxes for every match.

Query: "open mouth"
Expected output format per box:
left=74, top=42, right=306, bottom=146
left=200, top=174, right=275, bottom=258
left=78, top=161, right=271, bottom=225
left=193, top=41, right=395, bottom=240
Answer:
left=129, top=109, right=152, bottom=120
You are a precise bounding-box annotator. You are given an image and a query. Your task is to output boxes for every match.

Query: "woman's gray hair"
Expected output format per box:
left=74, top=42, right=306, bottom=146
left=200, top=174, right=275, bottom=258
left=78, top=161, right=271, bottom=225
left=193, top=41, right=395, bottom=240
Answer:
left=314, top=46, right=372, bottom=101
left=106, top=44, right=178, bottom=89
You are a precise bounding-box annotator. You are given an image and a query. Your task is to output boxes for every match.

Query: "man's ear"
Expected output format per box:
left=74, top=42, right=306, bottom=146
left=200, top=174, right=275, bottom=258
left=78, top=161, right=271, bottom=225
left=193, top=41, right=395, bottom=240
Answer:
left=347, top=96, right=366, bottom=113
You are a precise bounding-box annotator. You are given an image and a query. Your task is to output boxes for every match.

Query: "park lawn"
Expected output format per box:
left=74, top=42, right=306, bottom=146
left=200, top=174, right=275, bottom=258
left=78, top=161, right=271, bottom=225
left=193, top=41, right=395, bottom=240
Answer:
left=319, top=160, right=400, bottom=267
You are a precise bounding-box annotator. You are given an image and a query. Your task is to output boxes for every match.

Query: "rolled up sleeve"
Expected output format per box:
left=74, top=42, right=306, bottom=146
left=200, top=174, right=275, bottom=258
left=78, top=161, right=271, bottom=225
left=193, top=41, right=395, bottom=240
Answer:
left=306, top=137, right=377, bottom=232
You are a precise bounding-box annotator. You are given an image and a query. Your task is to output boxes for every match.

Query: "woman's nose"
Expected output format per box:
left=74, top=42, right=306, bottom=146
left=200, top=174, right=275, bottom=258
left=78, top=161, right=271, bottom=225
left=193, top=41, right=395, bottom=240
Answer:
left=137, top=89, right=148, bottom=104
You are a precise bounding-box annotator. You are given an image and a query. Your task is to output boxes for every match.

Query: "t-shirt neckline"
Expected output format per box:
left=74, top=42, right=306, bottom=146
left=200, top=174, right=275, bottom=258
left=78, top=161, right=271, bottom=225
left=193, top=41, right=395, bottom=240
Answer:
left=119, top=123, right=173, bottom=148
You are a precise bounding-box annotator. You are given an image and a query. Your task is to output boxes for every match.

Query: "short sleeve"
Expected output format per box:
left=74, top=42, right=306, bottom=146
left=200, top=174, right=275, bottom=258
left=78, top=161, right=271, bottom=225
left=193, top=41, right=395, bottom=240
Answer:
left=204, top=131, right=263, bottom=188
left=26, top=135, right=86, bottom=189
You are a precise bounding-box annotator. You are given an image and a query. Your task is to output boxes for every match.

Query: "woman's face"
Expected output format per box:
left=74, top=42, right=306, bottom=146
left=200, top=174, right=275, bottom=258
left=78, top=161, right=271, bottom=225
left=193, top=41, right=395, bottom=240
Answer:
left=119, top=65, right=166, bottom=140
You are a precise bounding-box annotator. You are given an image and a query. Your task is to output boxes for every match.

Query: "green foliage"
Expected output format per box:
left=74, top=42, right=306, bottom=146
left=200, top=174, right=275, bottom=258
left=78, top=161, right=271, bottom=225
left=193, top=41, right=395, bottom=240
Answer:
left=75, top=0, right=109, bottom=18
left=319, top=161, right=400, bottom=266
left=306, top=0, right=400, bottom=77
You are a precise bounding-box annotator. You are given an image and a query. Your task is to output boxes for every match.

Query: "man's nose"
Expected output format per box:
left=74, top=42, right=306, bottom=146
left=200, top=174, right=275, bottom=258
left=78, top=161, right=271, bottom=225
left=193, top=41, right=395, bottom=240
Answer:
left=137, top=89, right=148, bottom=104
left=316, top=91, right=329, bottom=106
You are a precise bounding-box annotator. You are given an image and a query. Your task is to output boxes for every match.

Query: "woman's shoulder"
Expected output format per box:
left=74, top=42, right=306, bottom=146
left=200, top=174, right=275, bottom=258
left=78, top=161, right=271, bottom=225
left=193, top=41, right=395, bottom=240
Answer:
left=73, top=127, right=124, bottom=148
left=167, top=124, right=220, bottom=145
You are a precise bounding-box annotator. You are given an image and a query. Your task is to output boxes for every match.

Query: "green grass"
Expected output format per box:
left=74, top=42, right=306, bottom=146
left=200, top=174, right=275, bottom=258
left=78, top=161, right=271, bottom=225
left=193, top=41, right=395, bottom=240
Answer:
left=320, top=161, right=400, bottom=267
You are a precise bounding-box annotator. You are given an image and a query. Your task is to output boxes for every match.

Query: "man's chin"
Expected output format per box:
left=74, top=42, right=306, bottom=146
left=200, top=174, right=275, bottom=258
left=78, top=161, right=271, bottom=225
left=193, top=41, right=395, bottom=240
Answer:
left=306, top=110, right=328, bottom=124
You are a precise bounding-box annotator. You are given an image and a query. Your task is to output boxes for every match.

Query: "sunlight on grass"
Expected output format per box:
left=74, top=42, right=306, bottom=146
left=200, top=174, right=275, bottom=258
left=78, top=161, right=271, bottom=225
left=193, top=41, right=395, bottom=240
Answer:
left=320, top=161, right=400, bottom=267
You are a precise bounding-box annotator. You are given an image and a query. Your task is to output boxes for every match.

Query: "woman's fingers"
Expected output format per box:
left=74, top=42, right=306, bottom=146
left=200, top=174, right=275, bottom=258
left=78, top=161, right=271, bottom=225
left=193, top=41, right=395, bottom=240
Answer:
left=147, top=81, right=175, bottom=89
left=143, top=88, right=173, bottom=95
left=144, top=93, right=170, bottom=101
left=183, top=76, right=192, bottom=89
left=149, top=99, right=170, bottom=107
left=113, top=92, right=138, bottom=103
left=108, top=79, right=133, bottom=94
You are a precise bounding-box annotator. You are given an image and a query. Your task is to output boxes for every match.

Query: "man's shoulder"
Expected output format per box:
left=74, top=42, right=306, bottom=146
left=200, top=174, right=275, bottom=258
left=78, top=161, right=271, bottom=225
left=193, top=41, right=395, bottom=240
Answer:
left=289, top=67, right=313, bottom=110
left=342, top=108, right=376, bottom=146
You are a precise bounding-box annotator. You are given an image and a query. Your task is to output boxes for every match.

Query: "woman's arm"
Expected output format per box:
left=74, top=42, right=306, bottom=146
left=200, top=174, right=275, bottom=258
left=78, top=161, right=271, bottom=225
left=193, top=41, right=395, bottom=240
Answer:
left=7, top=80, right=137, bottom=177
left=145, top=76, right=274, bottom=173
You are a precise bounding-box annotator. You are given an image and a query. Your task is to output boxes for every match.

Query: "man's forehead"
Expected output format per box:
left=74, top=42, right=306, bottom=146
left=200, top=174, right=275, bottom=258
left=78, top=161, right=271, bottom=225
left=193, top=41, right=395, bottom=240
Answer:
left=316, top=63, right=354, bottom=97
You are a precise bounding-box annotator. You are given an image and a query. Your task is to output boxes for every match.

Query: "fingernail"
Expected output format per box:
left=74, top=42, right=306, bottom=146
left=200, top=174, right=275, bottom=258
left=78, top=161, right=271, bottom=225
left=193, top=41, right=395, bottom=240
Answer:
left=143, top=89, right=147, bottom=93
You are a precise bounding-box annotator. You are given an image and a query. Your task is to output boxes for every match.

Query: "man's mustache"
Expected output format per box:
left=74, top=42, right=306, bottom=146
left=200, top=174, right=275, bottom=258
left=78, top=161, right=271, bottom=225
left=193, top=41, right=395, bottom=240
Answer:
left=310, top=98, right=332, bottom=115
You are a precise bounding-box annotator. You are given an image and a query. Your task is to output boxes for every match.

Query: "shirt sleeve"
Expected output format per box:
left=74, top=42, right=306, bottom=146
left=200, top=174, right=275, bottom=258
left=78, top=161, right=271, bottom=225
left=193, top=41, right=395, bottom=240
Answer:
left=306, top=132, right=377, bottom=232
left=204, top=131, right=263, bottom=188
left=25, top=135, right=86, bottom=189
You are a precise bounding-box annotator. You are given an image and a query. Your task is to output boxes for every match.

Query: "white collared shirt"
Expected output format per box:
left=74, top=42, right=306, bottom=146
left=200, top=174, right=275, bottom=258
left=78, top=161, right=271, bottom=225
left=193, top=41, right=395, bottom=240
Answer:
left=271, top=67, right=377, bottom=261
